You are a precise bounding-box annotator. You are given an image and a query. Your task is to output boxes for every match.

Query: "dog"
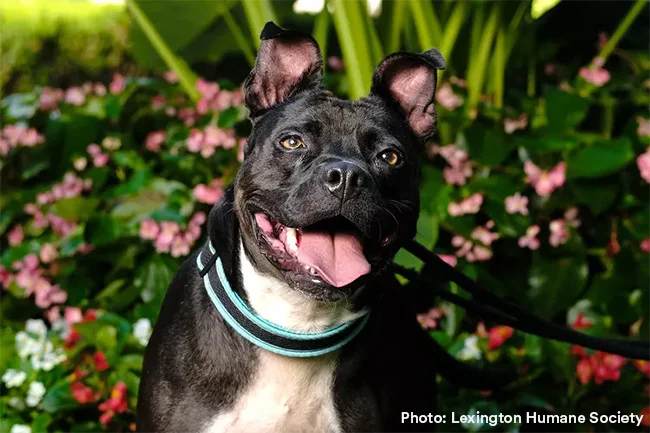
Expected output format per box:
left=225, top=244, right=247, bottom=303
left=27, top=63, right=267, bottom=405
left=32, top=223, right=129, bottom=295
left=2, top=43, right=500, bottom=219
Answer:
left=138, top=22, right=475, bottom=433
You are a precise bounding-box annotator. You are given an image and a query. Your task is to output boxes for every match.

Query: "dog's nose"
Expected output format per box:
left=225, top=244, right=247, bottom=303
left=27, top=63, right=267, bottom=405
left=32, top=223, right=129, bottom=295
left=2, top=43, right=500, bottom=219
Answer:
left=323, top=161, right=367, bottom=202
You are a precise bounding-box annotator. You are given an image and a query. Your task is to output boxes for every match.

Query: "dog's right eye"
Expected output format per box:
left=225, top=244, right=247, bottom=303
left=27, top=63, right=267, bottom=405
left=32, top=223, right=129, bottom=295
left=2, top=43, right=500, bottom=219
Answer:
left=279, top=136, right=305, bottom=150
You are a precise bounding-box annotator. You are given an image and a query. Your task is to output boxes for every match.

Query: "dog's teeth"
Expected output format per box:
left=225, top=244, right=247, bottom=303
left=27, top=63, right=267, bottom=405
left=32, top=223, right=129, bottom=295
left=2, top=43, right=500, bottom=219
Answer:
left=308, top=267, right=319, bottom=276
left=286, top=228, right=298, bottom=253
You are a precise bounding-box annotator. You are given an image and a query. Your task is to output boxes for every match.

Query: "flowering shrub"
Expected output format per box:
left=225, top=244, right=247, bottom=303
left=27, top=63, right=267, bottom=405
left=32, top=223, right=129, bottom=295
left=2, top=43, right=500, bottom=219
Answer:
left=1, top=40, right=649, bottom=432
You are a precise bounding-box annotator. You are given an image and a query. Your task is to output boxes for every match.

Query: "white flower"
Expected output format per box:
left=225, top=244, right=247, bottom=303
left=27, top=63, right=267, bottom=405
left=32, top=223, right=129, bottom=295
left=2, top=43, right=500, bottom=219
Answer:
left=8, top=397, right=25, bottom=409
left=366, top=0, right=382, bottom=17
left=292, top=0, right=325, bottom=14
left=133, top=318, right=152, bottom=346
left=15, top=331, right=41, bottom=360
left=25, top=381, right=46, bottom=407
left=457, top=335, right=482, bottom=361
left=2, top=369, right=27, bottom=388
left=30, top=341, right=66, bottom=371
left=10, top=425, right=31, bottom=433
left=25, top=319, right=47, bottom=339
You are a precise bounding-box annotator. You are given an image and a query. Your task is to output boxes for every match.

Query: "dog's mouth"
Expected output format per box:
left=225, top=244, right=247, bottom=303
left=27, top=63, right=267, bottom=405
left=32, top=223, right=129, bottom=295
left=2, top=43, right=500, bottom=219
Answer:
left=253, top=213, right=372, bottom=288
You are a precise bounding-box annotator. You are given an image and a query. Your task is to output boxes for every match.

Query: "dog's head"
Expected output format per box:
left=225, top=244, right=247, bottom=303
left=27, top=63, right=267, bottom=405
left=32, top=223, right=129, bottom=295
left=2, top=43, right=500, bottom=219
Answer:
left=232, top=22, right=445, bottom=302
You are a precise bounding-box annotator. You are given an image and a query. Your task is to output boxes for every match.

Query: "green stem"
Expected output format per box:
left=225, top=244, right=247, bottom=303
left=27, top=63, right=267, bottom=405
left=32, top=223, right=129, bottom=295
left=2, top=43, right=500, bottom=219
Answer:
left=409, top=0, right=442, bottom=51
left=438, top=0, right=468, bottom=81
left=388, top=0, right=407, bottom=53
left=331, top=0, right=373, bottom=99
left=492, top=25, right=506, bottom=110
left=126, top=0, right=199, bottom=101
left=242, top=0, right=278, bottom=48
left=312, top=9, right=330, bottom=59
left=598, top=0, right=646, bottom=62
left=527, top=22, right=536, bottom=97
left=224, top=11, right=256, bottom=67
left=466, top=3, right=500, bottom=114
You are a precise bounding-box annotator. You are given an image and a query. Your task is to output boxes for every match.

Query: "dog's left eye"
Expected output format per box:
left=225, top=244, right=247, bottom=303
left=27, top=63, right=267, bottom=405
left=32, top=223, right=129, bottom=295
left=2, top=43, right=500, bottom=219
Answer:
left=379, top=150, right=401, bottom=166
left=280, top=136, right=305, bottom=150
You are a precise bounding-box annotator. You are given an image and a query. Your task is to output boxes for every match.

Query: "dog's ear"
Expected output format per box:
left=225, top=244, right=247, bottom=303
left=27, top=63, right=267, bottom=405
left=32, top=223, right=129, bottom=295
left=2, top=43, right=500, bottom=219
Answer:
left=371, top=49, right=446, bottom=139
left=244, top=22, right=323, bottom=117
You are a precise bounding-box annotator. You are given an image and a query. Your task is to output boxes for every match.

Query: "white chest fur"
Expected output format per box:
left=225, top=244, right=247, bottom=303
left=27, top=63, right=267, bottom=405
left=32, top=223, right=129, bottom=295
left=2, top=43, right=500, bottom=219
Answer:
left=202, top=352, right=341, bottom=433
left=201, top=244, right=355, bottom=433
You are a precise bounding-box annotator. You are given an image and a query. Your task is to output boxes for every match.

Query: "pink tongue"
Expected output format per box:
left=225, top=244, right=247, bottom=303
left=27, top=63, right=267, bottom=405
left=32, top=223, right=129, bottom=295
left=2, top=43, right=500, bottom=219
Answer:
left=297, top=232, right=371, bottom=287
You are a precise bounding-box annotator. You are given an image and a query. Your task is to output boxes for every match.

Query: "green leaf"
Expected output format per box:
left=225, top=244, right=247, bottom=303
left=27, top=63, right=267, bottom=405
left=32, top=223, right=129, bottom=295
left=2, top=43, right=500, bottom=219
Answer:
left=137, top=255, right=174, bottom=304
left=32, top=412, right=53, bottom=433
left=515, top=135, right=579, bottom=153
left=119, top=354, right=144, bottom=372
left=567, top=137, right=634, bottom=179
left=464, top=124, right=515, bottom=166
left=21, top=160, right=50, bottom=181
left=42, top=380, right=78, bottom=413
left=96, top=325, right=118, bottom=352
left=420, top=164, right=453, bottom=216
left=531, top=0, right=561, bottom=19
left=85, top=215, right=129, bottom=245
left=544, top=87, right=589, bottom=133
left=49, top=197, right=100, bottom=221
left=569, top=178, right=619, bottom=215
left=528, top=255, right=588, bottom=317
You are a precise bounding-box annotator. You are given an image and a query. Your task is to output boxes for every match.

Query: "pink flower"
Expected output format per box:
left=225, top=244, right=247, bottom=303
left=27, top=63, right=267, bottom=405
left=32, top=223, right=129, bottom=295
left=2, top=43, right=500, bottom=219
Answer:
left=640, top=239, right=650, bottom=253
left=504, top=114, right=528, bottom=134
left=87, top=143, right=102, bottom=157
left=164, top=71, right=179, bottom=84
left=65, top=87, right=86, bottom=106
left=186, top=129, right=204, bottom=153
left=437, top=254, right=457, bottom=267
left=518, top=225, right=541, bottom=250
left=39, top=243, right=58, bottom=264
left=93, top=153, right=109, bottom=167
left=157, top=222, right=180, bottom=247
left=524, top=160, right=566, bottom=197
left=65, top=307, right=83, bottom=324
left=448, top=193, right=483, bottom=216
left=471, top=220, right=499, bottom=246
left=190, top=211, right=207, bottom=227
left=505, top=192, right=529, bottom=215
left=579, top=61, right=611, bottom=87
left=443, top=165, right=473, bottom=186
left=449, top=76, right=467, bottom=88
left=32, top=278, right=67, bottom=309
left=109, top=73, right=126, bottom=94
left=145, top=131, right=166, bottom=152
left=196, top=79, right=219, bottom=100
left=637, top=148, right=650, bottom=183
left=151, top=95, right=166, bottom=110
left=193, top=179, right=224, bottom=204
left=436, top=83, right=463, bottom=110
left=636, top=117, right=650, bottom=138
left=94, top=83, right=107, bottom=96
left=327, top=56, right=345, bottom=71
left=8, top=225, right=24, bottom=246
left=178, top=108, right=198, bottom=126
left=139, top=219, right=160, bottom=240
left=417, top=307, right=444, bottom=330
left=39, top=87, right=64, bottom=110
left=549, top=219, right=570, bottom=247
left=170, top=236, right=191, bottom=257
left=564, top=207, right=581, bottom=228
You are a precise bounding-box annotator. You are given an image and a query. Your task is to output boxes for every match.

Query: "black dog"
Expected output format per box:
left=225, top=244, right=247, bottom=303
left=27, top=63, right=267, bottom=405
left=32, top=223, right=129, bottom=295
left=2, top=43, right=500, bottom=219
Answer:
left=138, top=22, right=456, bottom=433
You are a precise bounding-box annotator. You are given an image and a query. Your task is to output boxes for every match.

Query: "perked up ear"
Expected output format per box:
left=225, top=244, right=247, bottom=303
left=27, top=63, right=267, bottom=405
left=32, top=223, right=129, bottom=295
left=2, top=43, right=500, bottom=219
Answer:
left=244, top=22, right=323, bottom=117
left=371, top=49, right=446, bottom=139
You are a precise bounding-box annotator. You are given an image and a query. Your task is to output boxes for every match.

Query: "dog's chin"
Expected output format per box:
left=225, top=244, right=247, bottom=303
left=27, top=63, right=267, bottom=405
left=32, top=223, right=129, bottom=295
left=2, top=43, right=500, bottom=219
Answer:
left=246, top=210, right=386, bottom=302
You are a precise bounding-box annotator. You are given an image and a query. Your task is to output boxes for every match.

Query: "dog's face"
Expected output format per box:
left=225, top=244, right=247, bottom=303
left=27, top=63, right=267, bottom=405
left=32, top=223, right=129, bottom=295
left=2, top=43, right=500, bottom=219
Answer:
left=233, top=23, right=445, bottom=301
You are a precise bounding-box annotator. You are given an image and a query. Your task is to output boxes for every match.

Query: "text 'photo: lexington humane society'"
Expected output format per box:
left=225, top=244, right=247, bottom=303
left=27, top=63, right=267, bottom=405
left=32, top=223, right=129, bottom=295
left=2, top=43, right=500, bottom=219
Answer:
left=1, top=0, right=649, bottom=432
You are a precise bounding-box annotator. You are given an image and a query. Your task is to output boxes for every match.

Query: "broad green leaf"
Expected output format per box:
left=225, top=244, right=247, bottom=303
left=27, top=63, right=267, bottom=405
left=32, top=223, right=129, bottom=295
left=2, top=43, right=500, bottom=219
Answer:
left=42, top=380, right=78, bottom=413
left=464, top=124, right=515, bottom=166
left=569, top=178, right=619, bottom=215
left=567, top=137, right=634, bottom=179
left=96, top=325, right=118, bottom=352
left=515, top=136, right=579, bottom=153
left=544, top=87, right=589, bottom=133
left=49, top=197, right=100, bottom=221
left=528, top=255, right=588, bottom=317
left=420, top=164, right=453, bottom=216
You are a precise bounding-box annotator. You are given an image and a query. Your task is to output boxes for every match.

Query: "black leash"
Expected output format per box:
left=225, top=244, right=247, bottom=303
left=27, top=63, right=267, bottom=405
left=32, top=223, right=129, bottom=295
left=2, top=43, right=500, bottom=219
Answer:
left=394, top=239, right=650, bottom=361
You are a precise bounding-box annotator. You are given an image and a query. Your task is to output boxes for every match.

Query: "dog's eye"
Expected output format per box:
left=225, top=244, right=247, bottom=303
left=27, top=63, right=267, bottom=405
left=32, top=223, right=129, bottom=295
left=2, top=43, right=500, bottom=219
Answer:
left=379, top=150, right=401, bottom=166
left=280, top=136, right=305, bottom=150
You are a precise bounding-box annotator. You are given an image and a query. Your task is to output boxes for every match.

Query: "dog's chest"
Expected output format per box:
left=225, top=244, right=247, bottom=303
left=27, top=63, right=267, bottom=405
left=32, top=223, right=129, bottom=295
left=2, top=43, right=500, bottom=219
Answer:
left=202, top=351, right=341, bottom=433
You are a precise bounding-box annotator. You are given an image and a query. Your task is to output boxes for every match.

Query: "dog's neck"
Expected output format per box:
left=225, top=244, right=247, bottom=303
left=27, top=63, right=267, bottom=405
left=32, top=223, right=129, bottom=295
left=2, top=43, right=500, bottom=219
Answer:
left=238, top=240, right=366, bottom=333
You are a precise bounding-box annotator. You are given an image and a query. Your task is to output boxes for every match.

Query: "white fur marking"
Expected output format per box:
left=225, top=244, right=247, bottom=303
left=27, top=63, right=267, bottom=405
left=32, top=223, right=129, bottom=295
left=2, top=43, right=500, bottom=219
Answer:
left=201, top=243, right=360, bottom=433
